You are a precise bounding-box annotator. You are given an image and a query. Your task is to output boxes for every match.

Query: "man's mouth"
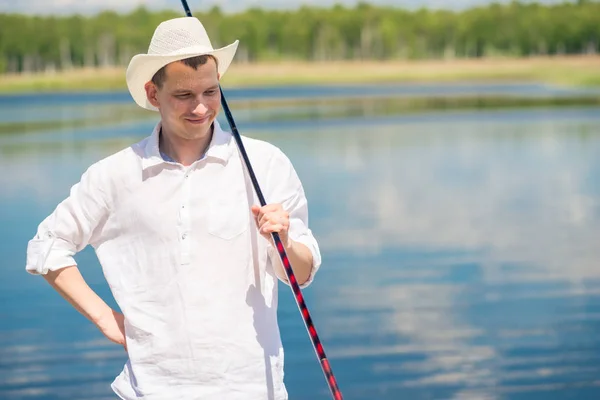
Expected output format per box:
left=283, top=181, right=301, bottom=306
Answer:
left=185, top=115, right=210, bottom=124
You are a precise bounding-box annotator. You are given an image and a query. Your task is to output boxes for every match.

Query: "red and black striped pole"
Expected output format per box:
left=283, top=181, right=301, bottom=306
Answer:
left=179, top=1, right=343, bottom=399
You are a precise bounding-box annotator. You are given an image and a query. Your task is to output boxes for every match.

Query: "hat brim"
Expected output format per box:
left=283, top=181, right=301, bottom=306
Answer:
left=126, top=40, right=239, bottom=111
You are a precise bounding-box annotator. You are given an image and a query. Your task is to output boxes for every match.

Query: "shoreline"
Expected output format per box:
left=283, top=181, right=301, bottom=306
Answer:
left=1, top=55, right=600, bottom=94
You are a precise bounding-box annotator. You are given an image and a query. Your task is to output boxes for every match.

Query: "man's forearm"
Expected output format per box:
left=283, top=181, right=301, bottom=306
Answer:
left=43, top=266, right=112, bottom=325
left=272, top=239, right=314, bottom=286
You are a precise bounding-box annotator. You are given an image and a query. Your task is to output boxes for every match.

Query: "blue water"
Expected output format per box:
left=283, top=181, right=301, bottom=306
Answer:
left=1, top=84, right=600, bottom=399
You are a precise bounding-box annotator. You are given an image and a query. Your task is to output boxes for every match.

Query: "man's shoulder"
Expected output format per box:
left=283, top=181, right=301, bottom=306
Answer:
left=91, top=143, right=141, bottom=171
left=84, top=136, right=149, bottom=178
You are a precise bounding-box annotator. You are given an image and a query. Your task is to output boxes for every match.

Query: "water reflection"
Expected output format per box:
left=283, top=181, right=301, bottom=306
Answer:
left=299, top=118, right=600, bottom=283
left=266, top=111, right=600, bottom=398
left=1, top=84, right=599, bottom=136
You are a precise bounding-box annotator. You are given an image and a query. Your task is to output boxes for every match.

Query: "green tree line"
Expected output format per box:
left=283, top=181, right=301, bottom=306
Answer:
left=0, top=1, right=599, bottom=74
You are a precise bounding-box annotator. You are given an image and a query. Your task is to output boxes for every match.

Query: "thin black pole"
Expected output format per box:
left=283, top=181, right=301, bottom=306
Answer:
left=179, top=1, right=343, bottom=399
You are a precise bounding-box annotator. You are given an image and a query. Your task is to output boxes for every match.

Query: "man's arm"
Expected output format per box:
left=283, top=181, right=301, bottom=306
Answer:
left=25, top=161, right=123, bottom=346
left=272, top=238, right=314, bottom=286
left=255, top=146, right=322, bottom=288
left=44, top=266, right=127, bottom=350
left=251, top=203, right=318, bottom=287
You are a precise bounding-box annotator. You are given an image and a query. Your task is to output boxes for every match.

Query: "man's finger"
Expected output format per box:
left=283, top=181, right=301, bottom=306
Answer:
left=262, top=223, right=283, bottom=234
left=260, top=213, right=288, bottom=229
left=259, top=212, right=278, bottom=228
left=260, top=221, right=275, bottom=233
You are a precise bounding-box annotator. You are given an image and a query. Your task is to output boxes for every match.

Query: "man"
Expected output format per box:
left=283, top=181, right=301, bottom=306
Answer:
left=25, top=17, right=322, bottom=400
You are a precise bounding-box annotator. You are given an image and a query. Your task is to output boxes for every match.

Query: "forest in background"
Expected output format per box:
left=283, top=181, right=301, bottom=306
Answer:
left=0, top=1, right=599, bottom=75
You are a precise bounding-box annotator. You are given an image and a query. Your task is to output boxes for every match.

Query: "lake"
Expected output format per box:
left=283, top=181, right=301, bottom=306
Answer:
left=1, top=83, right=599, bottom=400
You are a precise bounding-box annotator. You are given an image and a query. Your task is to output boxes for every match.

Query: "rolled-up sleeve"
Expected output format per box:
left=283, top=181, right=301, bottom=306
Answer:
left=266, top=147, right=322, bottom=288
left=26, top=162, right=111, bottom=275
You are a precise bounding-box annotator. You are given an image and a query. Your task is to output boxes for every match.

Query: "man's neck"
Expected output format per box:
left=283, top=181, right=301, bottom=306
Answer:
left=159, top=124, right=213, bottom=166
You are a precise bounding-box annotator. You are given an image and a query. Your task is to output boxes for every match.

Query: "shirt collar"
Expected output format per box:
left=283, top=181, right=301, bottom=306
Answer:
left=141, top=119, right=234, bottom=170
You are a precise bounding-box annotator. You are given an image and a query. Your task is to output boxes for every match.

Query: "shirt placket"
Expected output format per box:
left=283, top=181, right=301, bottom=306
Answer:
left=180, top=168, right=192, bottom=265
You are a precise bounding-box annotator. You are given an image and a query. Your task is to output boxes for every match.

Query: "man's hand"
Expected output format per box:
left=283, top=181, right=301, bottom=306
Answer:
left=42, top=266, right=128, bottom=352
left=251, top=203, right=314, bottom=285
left=94, top=308, right=127, bottom=352
left=251, top=204, right=291, bottom=247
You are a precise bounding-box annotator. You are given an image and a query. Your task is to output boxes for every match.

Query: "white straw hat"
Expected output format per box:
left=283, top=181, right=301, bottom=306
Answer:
left=126, top=16, right=239, bottom=111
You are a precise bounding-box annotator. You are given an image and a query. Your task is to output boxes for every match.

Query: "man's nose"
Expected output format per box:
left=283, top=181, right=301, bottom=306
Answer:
left=193, top=100, right=208, bottom=115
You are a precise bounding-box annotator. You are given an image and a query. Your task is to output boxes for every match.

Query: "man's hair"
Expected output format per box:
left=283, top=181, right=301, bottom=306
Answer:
left=151, top=54, right=219, bottom=88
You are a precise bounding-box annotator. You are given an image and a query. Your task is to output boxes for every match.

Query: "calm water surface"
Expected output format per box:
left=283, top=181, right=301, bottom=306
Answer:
left=1, top=83, right=599, bottom=399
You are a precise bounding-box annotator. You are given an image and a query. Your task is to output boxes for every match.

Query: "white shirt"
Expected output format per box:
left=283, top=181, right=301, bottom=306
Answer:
left=25, top=120, right=322, bottom=400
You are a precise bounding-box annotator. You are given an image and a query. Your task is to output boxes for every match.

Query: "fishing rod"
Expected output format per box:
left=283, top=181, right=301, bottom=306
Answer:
left=178, top=1, right=343, bottom=399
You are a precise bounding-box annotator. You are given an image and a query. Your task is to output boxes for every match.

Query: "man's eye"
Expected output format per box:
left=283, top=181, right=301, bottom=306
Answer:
left=205, top=90, right=217, bottom=96
left=175, top=93, right=191, bottom=98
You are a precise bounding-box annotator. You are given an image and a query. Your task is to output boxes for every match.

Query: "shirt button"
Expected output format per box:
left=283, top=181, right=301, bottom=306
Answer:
left=182, top=233, right=187, bottom=240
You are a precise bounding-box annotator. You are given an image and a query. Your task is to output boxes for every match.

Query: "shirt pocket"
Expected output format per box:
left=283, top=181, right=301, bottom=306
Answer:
left=206, top=196, right=250, bottom=240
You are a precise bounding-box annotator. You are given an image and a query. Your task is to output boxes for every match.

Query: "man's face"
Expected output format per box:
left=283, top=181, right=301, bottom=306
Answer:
left=146, top=58, right=221, bottom=141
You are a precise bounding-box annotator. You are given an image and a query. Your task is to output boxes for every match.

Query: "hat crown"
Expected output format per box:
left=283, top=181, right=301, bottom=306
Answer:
left=148, top=17, right=213, bottom=55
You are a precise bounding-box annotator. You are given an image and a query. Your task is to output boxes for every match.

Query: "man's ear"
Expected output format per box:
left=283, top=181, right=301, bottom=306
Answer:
left=144, top=81, right=160, bottom=108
